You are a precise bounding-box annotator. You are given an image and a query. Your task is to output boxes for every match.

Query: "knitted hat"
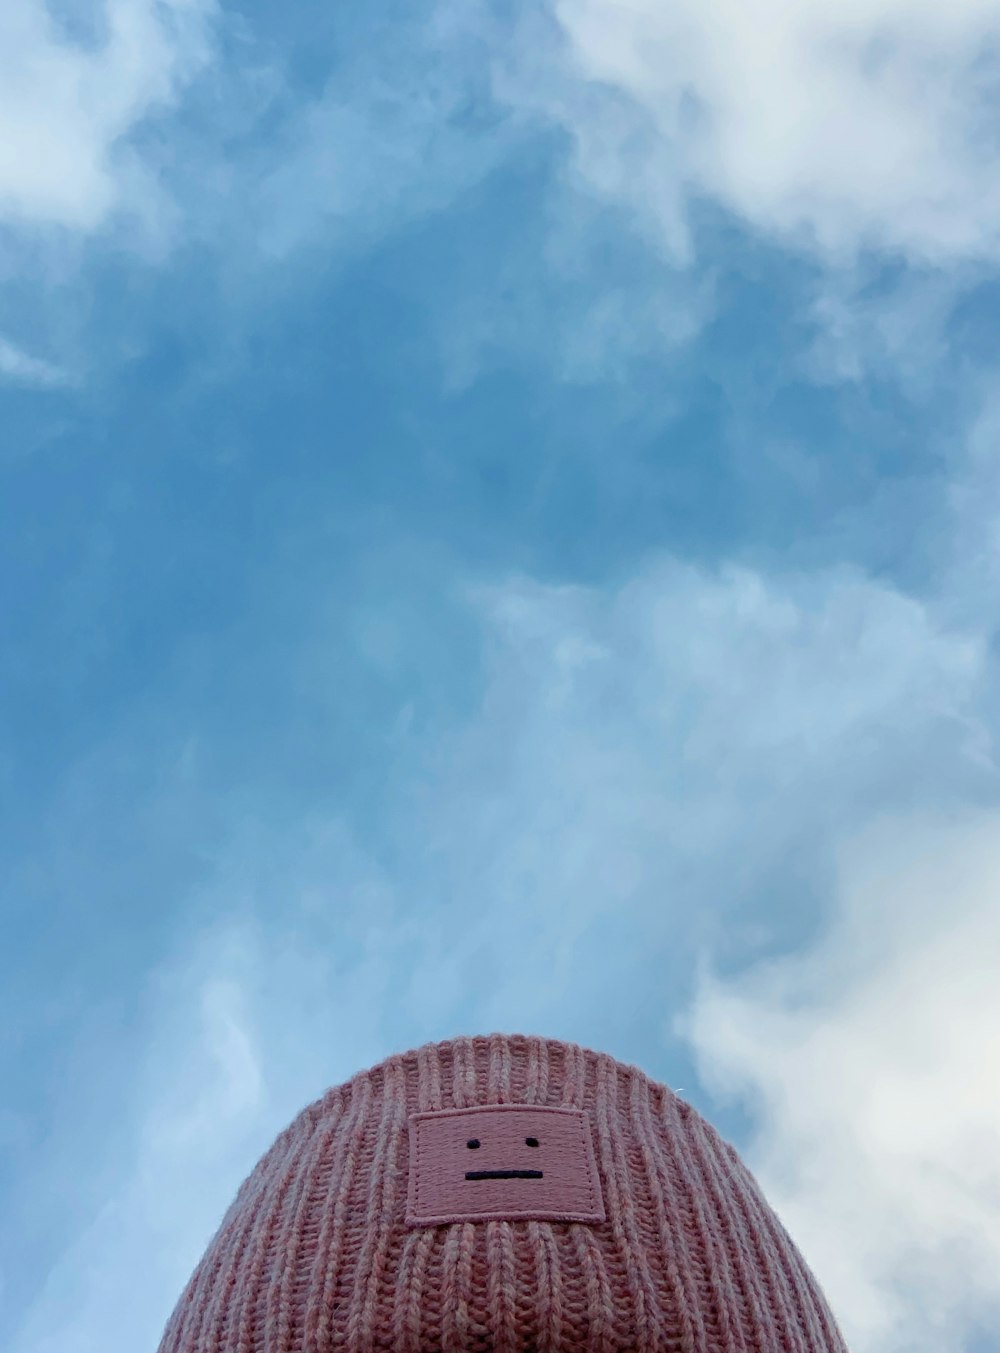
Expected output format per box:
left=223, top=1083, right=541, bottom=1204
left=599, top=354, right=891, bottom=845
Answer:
left=155, top=1032, right=850, bottom=1352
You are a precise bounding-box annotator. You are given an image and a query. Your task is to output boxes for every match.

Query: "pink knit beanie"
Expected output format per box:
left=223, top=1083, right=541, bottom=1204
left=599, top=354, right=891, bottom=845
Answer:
left=155, top=1032, right=850, bottom=1352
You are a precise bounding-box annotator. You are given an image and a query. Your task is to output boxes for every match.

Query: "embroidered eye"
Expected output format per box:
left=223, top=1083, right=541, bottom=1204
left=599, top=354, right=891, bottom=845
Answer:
left=466, top=1139, right=480, bottom=1149
left=525, top=1137, right=539, bottom=1147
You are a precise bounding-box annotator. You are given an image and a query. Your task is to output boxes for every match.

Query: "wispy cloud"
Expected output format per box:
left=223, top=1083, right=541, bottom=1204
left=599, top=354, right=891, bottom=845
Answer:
left=248, top=6, right=523, bottom=260
left=0, top=335, right=71, bottom=388
left=6, top=932, right=268, bottom=1353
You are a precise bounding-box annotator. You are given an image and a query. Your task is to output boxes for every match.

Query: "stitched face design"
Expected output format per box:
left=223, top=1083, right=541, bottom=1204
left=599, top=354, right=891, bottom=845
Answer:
left=405, top=1103, right=606, bottom=1226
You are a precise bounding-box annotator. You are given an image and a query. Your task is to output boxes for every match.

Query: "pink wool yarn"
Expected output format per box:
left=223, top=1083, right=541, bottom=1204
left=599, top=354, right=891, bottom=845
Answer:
left=155, top=1032, right=850, bottom=1352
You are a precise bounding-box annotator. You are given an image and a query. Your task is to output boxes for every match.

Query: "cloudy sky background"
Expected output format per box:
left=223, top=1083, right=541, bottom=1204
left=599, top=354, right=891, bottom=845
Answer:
left=3, top=2, right=1000, bottom=1350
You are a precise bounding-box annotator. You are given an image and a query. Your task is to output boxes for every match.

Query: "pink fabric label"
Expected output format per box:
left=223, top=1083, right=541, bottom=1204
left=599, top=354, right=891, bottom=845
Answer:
left=405, top=1103, right=606, bottom=1227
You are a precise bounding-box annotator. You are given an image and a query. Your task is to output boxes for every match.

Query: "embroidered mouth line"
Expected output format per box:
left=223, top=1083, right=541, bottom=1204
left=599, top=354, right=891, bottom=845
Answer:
left=465, top=1169, right=544, bottom=1180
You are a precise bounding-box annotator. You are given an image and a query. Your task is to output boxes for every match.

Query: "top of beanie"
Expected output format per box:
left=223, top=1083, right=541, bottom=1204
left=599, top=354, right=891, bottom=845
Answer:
left=155, top=1030, right=850, bottom=1353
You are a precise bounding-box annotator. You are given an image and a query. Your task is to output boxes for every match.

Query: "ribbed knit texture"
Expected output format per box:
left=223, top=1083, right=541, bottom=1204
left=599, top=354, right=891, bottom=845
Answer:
left=155, top=1031, right=850, bottom=1352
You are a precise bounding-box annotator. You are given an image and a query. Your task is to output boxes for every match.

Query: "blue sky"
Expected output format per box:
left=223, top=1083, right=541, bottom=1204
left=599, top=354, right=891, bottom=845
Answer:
left=3, top=2, right=1000, bottom=1351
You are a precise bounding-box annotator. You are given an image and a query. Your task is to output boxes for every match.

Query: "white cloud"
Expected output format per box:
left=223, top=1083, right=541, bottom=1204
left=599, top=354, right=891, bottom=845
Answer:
left=0, top=0, right=215, bottom=233
left=0, top=335, right=71, bottom=387
left=676, top=808, right=1000, bottom=1352
left=500, top=0, right=1000, bottom=265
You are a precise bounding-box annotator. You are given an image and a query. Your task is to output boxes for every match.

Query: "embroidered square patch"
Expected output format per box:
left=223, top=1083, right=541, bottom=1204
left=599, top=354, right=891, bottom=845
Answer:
left=405, top=1103, right=606, bottom=1227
